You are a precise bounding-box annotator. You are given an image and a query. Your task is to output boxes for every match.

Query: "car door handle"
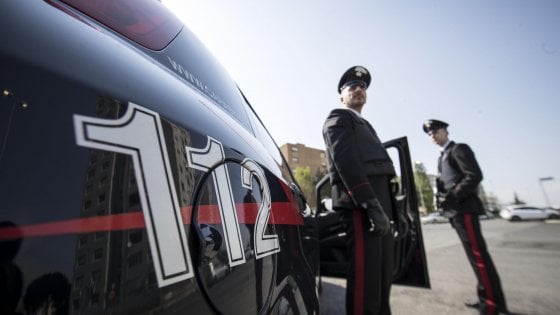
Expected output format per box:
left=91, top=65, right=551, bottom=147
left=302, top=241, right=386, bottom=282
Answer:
left=290, top=182, right=309, bottom=215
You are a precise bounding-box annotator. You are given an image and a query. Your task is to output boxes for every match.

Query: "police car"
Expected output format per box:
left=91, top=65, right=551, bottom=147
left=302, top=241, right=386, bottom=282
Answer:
left=0, top=1, right=428, bottom=314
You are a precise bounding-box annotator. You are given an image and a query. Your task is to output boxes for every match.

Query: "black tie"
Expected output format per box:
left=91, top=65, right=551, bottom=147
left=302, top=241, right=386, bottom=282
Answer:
left=437, top=151, right=443, bottom=174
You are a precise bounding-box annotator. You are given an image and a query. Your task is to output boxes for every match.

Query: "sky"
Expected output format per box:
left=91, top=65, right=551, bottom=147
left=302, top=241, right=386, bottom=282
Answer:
left=164, top=0, right=560, bottom=208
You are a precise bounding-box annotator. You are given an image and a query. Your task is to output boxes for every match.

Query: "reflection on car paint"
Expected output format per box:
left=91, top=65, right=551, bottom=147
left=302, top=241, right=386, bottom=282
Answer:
left=74, top=102, right=194, bottom=287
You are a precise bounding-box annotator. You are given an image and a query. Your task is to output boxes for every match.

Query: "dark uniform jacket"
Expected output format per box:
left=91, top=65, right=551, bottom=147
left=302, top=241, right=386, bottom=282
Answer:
left=323, top=108, right=395, bottom=209
left=438, top=141, right=486, bottom=215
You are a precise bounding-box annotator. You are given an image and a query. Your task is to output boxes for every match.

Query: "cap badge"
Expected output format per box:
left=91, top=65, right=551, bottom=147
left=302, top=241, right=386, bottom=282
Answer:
left=354, top=66, right=368, bottom=77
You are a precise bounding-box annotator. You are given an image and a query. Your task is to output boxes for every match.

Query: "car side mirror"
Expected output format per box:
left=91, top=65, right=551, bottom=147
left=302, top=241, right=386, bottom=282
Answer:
left=290, top=182, right=308, bottom=214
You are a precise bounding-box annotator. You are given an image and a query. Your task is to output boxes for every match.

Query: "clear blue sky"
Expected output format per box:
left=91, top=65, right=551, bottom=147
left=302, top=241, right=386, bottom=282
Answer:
left=165, top=0, right=560, bottom=208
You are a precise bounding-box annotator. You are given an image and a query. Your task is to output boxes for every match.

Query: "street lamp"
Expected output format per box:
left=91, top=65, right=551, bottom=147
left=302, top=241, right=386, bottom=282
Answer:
left=539, top=177, right=554, bottom=208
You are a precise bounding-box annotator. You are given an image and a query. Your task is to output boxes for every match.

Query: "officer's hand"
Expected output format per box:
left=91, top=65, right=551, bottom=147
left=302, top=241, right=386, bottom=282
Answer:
left=440, top=193, right=457, bottom=209
left=439, top=193, right=458, bottom=218
left=435, top=193, right=444, bottom=209
left=360, top=199, right=390, bottom=236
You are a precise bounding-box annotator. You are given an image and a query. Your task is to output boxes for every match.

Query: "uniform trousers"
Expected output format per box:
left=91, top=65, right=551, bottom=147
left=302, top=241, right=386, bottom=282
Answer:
left=342, top=176, right=394, bottom=315
left=450, top=213, right=508, bottom=315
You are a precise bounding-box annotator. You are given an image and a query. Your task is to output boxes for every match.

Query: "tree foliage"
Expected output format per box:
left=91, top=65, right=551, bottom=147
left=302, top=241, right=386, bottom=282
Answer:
left=484, top=191, right=500, bottom=213
left=513, top=191, right=525, bottom=205
left=293, top=166, right=327, bottom=209
left=413, top=162, right=434, bottom=213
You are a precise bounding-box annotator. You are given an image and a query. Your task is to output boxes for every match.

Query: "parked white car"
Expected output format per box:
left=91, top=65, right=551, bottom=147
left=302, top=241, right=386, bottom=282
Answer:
left=421, top=212, right=449, bottom=224
left=499, top=205, right=560, bottom=221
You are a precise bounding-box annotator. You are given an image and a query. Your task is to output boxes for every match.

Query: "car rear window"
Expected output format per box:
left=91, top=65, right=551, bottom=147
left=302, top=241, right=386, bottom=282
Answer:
left=60, top=0, right=182, bottom=50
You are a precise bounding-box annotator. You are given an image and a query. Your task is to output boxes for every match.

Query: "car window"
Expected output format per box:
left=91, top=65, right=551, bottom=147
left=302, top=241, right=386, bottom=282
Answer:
left=385, top=146, right=405, bottom=197
left=149, top=28, right=254, bottom=133
left=60, top=0, right=182, bottom=50
left=61, top=0, right=254, bottom=134
left=240, top=91, right=285, bottom=167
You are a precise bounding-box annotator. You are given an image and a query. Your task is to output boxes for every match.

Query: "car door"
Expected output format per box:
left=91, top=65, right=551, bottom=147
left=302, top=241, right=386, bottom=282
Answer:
left=315, top=137, right=430, bottom=288
left=527, top=207, right=547, bottom=220
left=515, top=207, right=542, bottom=220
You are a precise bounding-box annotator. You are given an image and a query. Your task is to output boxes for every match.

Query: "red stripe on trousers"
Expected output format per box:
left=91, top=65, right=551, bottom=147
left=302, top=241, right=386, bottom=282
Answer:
left=352, top=209, right=364, bottom=315
left=464, top=213, right=497, bottom=315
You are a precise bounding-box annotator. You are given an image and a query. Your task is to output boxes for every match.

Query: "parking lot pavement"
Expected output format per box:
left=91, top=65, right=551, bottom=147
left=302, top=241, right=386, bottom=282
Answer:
left=320, top=219, right=560, bottom=315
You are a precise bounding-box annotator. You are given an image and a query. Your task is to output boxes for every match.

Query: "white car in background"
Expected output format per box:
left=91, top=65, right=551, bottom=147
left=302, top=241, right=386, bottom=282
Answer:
left=499, top=205, right=560, bottom=221
left=421, top=212, right=449, bottom=224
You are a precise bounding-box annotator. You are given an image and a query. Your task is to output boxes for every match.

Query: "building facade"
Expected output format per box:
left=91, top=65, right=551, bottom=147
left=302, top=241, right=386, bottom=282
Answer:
left=279, top=143, right=327, bottom=178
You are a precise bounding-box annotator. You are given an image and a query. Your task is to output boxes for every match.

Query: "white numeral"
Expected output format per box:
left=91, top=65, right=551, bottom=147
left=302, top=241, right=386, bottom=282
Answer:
left=186, top=138, right=246, bottom=266
left=74, top=103, right=193, bottom=287
left=241, top=159, right=280, bottom=258
left=74, top=103, right=280, bottom=288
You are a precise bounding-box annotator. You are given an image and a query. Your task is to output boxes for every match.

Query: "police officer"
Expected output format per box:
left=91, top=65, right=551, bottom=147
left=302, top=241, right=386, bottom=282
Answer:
left=323, top=66, right=396, bottom=315
left=423, top=119, right=509, bottom=315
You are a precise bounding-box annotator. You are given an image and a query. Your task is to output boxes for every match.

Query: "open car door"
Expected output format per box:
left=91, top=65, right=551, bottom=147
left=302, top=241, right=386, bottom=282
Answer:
left=315, top=137, right=430, bottom=288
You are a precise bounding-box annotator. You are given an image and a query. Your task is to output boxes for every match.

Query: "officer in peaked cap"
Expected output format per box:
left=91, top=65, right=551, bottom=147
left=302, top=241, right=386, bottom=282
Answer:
left=422, top=119, right=449, bottom=134
left=423, top=118, right=510, bottom=314
left=338, top=65, right=371, bottom=93
left=323, top=65, right=396, bottom=314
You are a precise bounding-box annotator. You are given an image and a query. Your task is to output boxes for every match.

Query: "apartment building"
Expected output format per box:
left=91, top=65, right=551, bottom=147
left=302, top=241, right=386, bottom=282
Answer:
left=279, top=143, right=327, bottom=177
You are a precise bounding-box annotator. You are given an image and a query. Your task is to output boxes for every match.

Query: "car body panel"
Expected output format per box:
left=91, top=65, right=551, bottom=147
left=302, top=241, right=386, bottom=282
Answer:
left=1, top=1, right=318, bottom=314
left=315, top=137, right=431, bottom=289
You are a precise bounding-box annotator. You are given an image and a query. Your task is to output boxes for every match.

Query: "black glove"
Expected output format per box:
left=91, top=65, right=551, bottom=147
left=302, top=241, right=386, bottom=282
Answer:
left=360, top=199, right=390, bottom=236
left=435, top=192, right=444, bottom=209
left=440, top=193, right=457, bottom=209
left=439, top=193, right=458, bottom=218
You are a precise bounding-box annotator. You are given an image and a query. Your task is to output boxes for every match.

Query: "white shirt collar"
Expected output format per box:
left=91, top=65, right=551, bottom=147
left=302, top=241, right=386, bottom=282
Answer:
left=440, top=140, right=452, bottom=152
left=343, top=107, right=362, bottom=118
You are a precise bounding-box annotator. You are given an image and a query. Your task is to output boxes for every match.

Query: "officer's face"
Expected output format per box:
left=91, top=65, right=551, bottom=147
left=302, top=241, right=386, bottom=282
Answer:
left=340, top=82, right=367, bottom=108
left=428, top=128, right=448, bottom=146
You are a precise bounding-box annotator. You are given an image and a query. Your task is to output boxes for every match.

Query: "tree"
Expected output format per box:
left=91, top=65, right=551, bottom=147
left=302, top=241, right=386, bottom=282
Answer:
left=414, top=162, right=434, bottom=213
left=478, top=184, right=488, bottom=206
left=512, top=191, right=525, bottom=205
left=293, top=166, right=315, bottom=208
left=478, top=184, right=501, bottom=213
left=293, top=166, right=328, bottom=210
left=485, top=192, right=500, bottom=213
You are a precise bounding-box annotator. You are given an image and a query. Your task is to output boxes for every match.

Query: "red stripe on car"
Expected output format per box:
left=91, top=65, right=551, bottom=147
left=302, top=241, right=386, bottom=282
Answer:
left=0, top=201, right=301, bottom=241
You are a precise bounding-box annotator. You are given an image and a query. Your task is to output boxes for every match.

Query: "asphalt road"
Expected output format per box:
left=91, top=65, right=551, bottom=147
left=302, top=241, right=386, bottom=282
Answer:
left=319, top=218, right=560, bottom=315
